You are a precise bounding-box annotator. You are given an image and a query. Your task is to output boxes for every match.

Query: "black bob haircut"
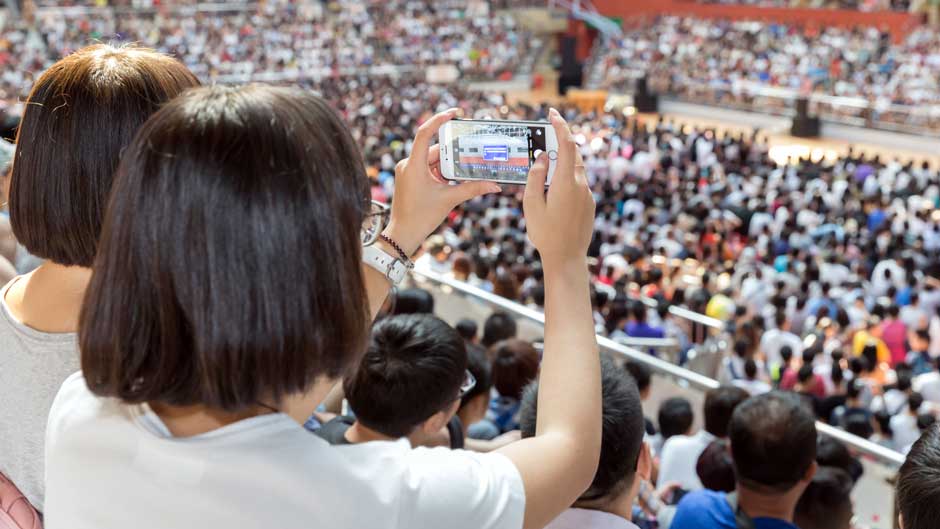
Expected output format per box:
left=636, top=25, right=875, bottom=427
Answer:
left=704, top=385, right=750, bottom=438
left=344, top=314, right=468, bottom=438
left=897, top=423, right=940, bottom=529
left=730, top=391, right=817, bottom=493
left=80, top=85, right=370, bottom=411
left=11, top=44, right=200, bottom=267
left=520, top=357, right=645, bottom=502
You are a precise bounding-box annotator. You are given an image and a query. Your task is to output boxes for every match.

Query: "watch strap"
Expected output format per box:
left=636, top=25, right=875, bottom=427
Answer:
left=362, top=244, right=408, bottom=285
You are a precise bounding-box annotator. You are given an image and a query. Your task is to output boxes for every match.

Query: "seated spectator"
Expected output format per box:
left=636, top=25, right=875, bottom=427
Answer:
left=760, top=311, right=803, bottom=373
left=456, top=318, right=480, bottom=344
left=389, top=287, right=435, bottom=315
left=626, top=299, right=665, bottom=356
left=0, top=44, right=199, bottom=513
left=733, top=359, right=771, bottom=396
left=815, top=436, right=863, bottom=483
left=775, top=346, right=796, bottom=386
left=624, top=361, right=657, bottom=437
left=892, top=393, right=927, bottom=453
left=793, top=467, right=854, bottom=529
left=696, top=441, right=735, bottom=493
left=658, top=386, right=749, bottom=492
left=483, top=338, right=541, bottom=435
left=874, top=372, right=913, bottom=415
left=482, top=310, right=518, bottom=348
left=651, top=397, right=694, bottom=457
left=519, top=358, right=650, bottom=529
left=671, top=392, right=818, bottom=529
left=896, top=423, right=940, bottom=529
left=315, top=314, right=470, bottom=448
left=914, top=357, right=940, bottom=404
left=43, top=89, right=605, bottom=529
left=831, top=379, right=875, bottom=434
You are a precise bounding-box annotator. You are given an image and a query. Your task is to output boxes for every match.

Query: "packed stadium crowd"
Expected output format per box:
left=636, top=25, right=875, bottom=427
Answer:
left=699, top=0, right=915, bottom=10
left=590, top=16, right=940, bottom=132
left=5, top=0, right=940, bottom=528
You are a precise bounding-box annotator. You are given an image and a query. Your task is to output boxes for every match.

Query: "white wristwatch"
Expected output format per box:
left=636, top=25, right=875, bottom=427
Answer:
left=362, top=244, right=409, bottom=286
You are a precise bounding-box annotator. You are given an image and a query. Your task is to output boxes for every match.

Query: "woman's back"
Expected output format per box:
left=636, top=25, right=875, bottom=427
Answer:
left=46, top=373, right=524, bottom=529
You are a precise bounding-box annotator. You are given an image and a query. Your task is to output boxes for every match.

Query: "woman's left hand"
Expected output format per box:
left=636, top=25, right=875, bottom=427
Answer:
left=384, top=108, right=501, bottom=255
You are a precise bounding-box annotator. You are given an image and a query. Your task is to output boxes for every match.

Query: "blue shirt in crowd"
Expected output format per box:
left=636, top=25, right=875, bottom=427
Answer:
left=671, top=490, right=799, bottom=529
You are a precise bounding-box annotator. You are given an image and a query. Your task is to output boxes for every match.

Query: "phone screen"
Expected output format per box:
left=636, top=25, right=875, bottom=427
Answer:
left=449, top=120, right=547, bottom=184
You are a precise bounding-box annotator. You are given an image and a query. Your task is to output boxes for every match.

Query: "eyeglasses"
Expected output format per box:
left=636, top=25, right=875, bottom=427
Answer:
left=361, top=200, right=390, bottom=247
left=458, top=369, right=477, bottom=400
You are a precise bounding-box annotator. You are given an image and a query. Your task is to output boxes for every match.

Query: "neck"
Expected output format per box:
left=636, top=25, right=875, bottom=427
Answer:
left=572, top=484, right=636, bottom=522
left=344, top=421, right=399, bottom=445
left=737, top=484, right=800, bottom=522
left=150, top=402, right=276, bottom=438
left=5, top=262, right=92, bottom=333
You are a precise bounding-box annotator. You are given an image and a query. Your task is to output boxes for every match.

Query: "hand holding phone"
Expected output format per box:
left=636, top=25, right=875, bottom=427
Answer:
left=439, top=118, right=558, bottom=186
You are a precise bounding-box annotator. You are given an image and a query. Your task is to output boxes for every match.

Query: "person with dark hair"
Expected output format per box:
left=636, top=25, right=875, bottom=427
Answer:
left=815, top=436, right=863, bottom=483
left=389, top=287, right=435, bottom=314
left=658, top=386, right=749, bottom=491
left=519, top=358, right=650, bottom=529
left=760, top=311, right=803, bottom=374
left=625, top=299, right=665, bottom=345
left=776, top=345, right=795, bottom=386
left=696, top=441, right=736, bottom=493
left=482, top=310, right=518, bottom=348
left=0, top=44, right=200, bottom=513
left=44, top=92, right=604, bottom=529
left=733, top=358, right=771, bottom=396
left=652, top=397, right=695, bottom=459
left=882, top=305, right=908, bottom=367
left=906, top=329, right=933, bottom=377
left=458, top=344, right=519, bottom=452
left=830, top=379, right=875, bottom=435
left=793, top=467, right=854, bottom=529
left=891, top=392, right=926, bottom=452
left=456, top=318, right=479, bottom=344
left=478, top=338, right=541, bottom=435
left=914, top=355, right=940, bottom=404
left=672, top=392, right=818, bottom=529
left=896, top=423, right=940, bottom=529
left=315, top=314, right=471, bottom=447
left=624, top=361, right=657, bottom=437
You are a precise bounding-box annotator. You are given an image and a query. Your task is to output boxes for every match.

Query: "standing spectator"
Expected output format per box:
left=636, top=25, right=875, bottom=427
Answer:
left=671, top=392, right=818, bottom=529
left=482, top=311, right=518, bottom=348
left=891, top=393, right=926, bottom=453
left=882, top=305, right=909, bottom=367
left=760, top=312, right=803, bottom=373
left=793, top=467, right=854, bottom=529
left=477, top=338, right=540, bottom=437
left=658, top=386, right=749, bottom=492
left=914, top=358, right=940, bottom=404
left=733, top=359, right=771, bottom=396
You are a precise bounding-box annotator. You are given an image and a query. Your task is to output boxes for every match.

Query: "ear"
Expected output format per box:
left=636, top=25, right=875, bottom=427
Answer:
left=803, top=460, right=818, bottom=483
left=898, top=513, right=904, bottom=529
left=637, top=442, right=652, bottom=482
left=422, top=400, right=460, bottom=436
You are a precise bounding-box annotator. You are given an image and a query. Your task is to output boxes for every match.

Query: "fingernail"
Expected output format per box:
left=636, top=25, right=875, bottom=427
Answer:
left=549, top=108, right=559, bottom=117
left=488, top=184, right=502, bottom=193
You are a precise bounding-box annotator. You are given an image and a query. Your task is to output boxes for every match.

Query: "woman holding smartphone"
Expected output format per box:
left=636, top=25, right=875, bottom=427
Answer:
left=44, top=85, right=600, bottom=529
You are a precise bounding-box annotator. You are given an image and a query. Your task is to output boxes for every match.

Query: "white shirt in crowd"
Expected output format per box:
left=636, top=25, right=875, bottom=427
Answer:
left=44, top=373, right=525, bottom=529
left=733, top=378, right=772, bottom=396
left=914, top=371, right=940, bottom=404
left=545, top=508, right=639, bottom=529
left=0, top=278, right=80, bottom=512
left=890, top=413, right=921, bottom=454
left=759, top=328, right=803, bottom=369
left=657, top=430, right=715, bottom=491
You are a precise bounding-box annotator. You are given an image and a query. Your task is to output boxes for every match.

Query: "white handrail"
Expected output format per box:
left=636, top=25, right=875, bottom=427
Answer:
left=411, top=267, right=907, bottom=467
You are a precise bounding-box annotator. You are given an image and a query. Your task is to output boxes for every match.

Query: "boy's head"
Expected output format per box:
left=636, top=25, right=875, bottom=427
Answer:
left=344, top=314, right=469, bottom=441
left=658, top=396, right=694, bottom=440
left=520, top=357, right=649, bottom=508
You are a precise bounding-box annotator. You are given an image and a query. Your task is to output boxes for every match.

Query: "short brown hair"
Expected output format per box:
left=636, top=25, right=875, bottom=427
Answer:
left=80, top=85, right=371, bottom=411
left=490, top=338, right=540, bottom=400
left=11, top=44, right=199, bottom=266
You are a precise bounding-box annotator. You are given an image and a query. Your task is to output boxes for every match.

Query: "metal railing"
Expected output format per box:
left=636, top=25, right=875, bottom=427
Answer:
left=412, top=267, right=907, bottom=468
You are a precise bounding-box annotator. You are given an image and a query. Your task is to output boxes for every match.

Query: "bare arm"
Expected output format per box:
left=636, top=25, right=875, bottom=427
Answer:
left=497, top=109, right=601, bottom=529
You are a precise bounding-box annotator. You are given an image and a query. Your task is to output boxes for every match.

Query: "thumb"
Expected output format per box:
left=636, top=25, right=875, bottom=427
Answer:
left=446, top=180, right=501, bottom=205
left=523, top=152, right=549, bottom=213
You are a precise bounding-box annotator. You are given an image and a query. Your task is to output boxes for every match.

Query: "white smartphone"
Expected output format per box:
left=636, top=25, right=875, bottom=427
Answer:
left=439, top=119, right=558, bottom=186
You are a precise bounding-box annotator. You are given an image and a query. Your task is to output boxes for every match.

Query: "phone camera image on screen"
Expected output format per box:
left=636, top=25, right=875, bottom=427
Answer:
left=451, top=121, right=547, bottom=183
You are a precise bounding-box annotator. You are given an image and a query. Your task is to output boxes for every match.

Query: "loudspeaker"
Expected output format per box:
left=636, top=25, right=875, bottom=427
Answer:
left=790, top=97, right=820, bottom=137
left=557, top=36, right=583, bottom=95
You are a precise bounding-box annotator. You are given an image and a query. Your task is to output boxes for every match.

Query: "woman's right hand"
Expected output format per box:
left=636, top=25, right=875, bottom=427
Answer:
left=523, top=108, right=595, bottom=268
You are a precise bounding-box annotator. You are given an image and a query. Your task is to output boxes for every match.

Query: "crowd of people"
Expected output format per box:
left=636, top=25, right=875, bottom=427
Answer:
left=699, top=0, right=915, bottom=10
left=0, top=0, right=536, bottom=110
left=590, top=16, right=940, bottom=133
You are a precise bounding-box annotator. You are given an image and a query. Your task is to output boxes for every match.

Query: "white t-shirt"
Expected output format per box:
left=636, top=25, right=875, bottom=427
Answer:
left=759, top=329, right=803, bottom=370
left=890, top=414, right=921, bottom=454
left=545, top=507, right=639, bottom=529
left=45, top=373, right=526, bottom=529
left=914, top=371, right=940, bottom=404
left=657, top=430, right=715, bottom=491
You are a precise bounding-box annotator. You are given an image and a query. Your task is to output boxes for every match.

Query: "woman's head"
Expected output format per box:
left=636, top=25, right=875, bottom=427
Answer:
left=11, top=44, right=199, bottom=267
left=80, top=85, right=371, bottom=412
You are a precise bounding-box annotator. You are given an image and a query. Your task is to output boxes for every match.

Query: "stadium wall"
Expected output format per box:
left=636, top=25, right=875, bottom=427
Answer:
left=592, top=0, right=921, bottom=43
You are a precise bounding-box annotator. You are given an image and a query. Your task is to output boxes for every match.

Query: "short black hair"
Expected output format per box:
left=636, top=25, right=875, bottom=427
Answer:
left=455, top=319, right=479, bottom=343
left=816, top=435, right=863, bottom=483
left=624, top=361, right=652, bottom=393
left=344, top=314, right=468, bottom=438
left=900, top=424, right=940, bottom=529
left=658, top=397, right=694, bottom=439
left=704, top=386, right=750, bottom=438
left=482, top=311, right=518, bottom=348
left=11, top=44, right=199, bottom=267
left=460, top=343, right=491, bottom=409
left=391, top=288, right=435, bottom=315
left=490, top=339, right=540, bottom=400
left=794, top=466, right=854, bottom=529
left=697, top=441, right=736, bottom=493
left=729, top=392, right=817, bottom=493
left=520, top=357, right=645, bottom=502
left=80, top=85, right=369, bottom=411
left=910, top=392, right=925, bottom=413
